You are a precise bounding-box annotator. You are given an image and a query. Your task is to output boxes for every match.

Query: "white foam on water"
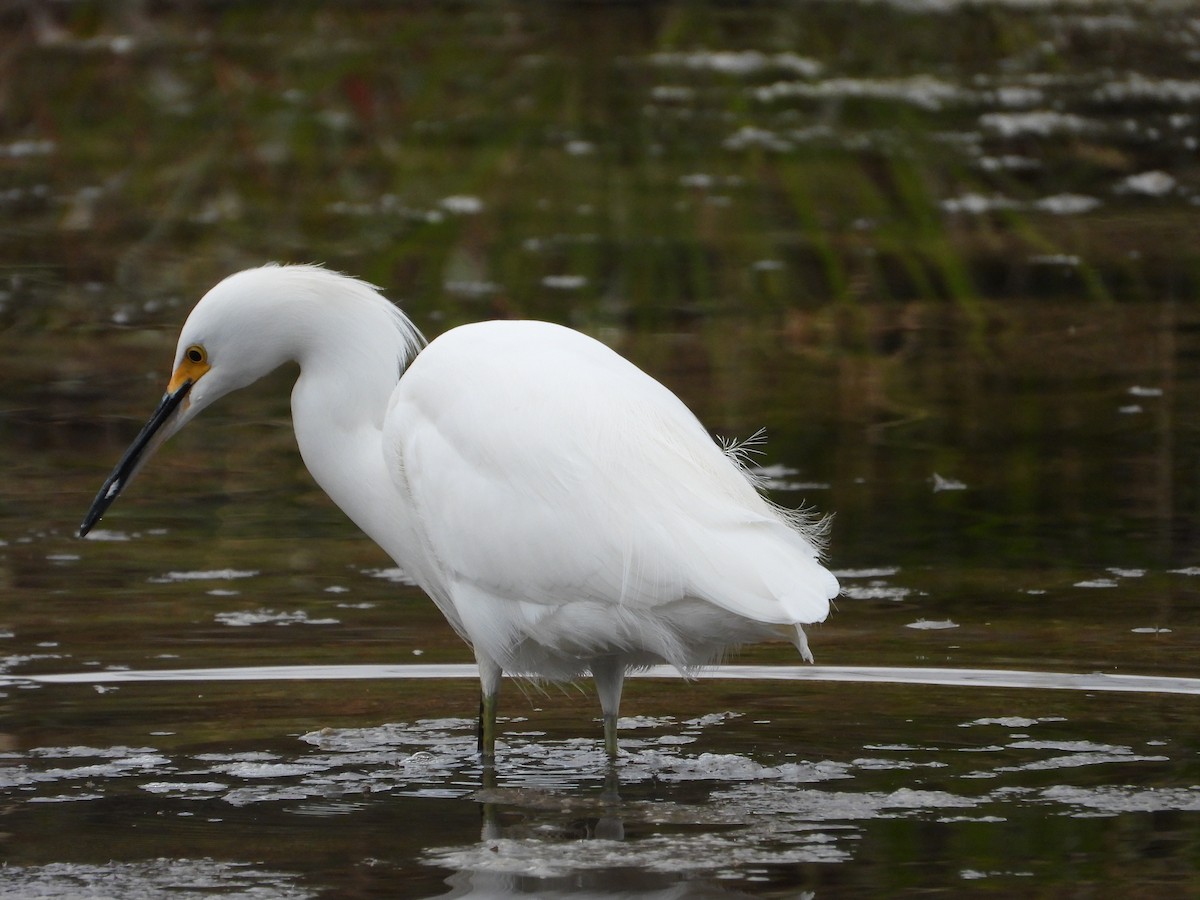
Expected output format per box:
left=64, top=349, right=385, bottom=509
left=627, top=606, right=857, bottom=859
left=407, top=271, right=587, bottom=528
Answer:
left=1129, top=386, right=1164, bottom=398
left=426, top=827, right=851, bottom=879
left=1042, top=784, right=1200, bottom=815
left=616, top=714, right=678, bottom=730
left=749, top=463, right=829, bottom=491
left=979, top=110, right=1093, bottom=137
left=1009, top=752, right=1171, bottom=773
left=834, top=567, right=900, bottom=579
left=209, top=761, right=330, bottom=780
left=840, top=583, right=912, bottom=601
left=627, top=750, right=851, bottom=784
left=961, top=867, right=1033, bottom=880
left=214, top=609, right=340, bottom=627
left=5, top=703, right=1196, bottom=887
left=193, top=750, right=280, bottom=762
left=1108, top=567, right=1146, bottom=578
left=29, top=744, right=158, bottom=758
left=754, top=74, right=969, bottom=110
left=439, top=195, right=483, bottom=215
left=852, top=757, right=949, bottom=771
left=365, top=566, right=417, bottom=585
left=141, top=781, right=229, bottom=795
left=1034, top=193, right=1102, bottom=215
left=0, top=859, right=316, bottom=900
left=1093, top=74, right=1200, bottom=105
left=682, top=711, right=741, bottom=729
left=27, top=793, right=105, bottom=804
left=931, top=473, right=967, bottom=492
left=541, top=274, right=588, bottom=290
left=1116, top=170, right=1176, bottom=196
left=942, top=192, right=1020, bottom=214
left=150, top=569, right=259, bottom=583
left=649, top=50, right=822, bottom=78
left=961, top=716, right=1066, bottom=729
left=1009, top=739, right=1128, bottom=754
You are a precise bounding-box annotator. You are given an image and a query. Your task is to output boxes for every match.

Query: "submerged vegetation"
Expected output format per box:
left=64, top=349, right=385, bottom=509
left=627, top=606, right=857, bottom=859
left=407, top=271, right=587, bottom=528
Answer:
left=0, top=1, right=1197, bottom=609
left=1, top=0, right=1198, bottom=333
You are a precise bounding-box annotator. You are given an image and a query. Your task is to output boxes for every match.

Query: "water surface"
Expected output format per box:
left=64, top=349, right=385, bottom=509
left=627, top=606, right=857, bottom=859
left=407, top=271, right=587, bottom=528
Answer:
left=3, top=1, right=1200, bottom=896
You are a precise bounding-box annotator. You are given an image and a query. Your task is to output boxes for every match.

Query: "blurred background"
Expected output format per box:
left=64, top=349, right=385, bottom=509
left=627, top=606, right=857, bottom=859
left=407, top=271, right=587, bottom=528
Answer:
left=3, top=1, right=1200, bottom=896
left=4, top=0, right=1199, bottom=652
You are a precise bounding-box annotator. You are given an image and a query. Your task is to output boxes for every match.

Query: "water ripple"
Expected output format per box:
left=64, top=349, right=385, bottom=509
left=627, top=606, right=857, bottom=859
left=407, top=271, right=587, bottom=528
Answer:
left=13, top=664, right=1200, bottom=696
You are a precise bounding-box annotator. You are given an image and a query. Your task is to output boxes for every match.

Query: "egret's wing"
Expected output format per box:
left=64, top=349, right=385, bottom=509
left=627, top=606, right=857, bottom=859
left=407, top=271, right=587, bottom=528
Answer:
left=384, top=321, right=836, bottom=663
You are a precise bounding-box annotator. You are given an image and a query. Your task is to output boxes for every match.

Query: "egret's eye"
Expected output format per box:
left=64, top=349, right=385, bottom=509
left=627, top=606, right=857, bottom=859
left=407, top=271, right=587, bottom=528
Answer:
left=185, top=345, right=206, bottom=364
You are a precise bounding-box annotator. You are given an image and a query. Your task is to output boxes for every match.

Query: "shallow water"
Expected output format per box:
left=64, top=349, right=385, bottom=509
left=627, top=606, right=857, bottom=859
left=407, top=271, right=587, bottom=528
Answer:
left=4, top=0, right=1200, bottom=896
left=4, top=666, right=1200, bottom=896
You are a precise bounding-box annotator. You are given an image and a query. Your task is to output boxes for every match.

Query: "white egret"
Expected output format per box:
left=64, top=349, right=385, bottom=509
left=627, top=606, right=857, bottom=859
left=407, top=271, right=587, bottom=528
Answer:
left=80, top=265, right=838, bottom=759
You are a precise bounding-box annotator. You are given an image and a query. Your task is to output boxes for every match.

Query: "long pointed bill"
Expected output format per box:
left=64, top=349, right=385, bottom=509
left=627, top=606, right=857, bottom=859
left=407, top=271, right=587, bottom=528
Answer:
left=79, top=379, right=194, bottom=537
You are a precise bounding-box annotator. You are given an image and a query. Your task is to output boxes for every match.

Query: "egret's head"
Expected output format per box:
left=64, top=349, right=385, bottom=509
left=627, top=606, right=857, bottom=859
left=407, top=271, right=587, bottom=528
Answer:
left=78, top=265, right=310, bottom=537
left=165, top=265, right=312, bottom=422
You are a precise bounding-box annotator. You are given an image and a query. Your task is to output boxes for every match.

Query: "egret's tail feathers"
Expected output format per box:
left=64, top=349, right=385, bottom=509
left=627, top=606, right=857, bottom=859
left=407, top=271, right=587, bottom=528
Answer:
left=686, top=518, right=839, bottom=628
left=719, top=429, right=833, bottom=557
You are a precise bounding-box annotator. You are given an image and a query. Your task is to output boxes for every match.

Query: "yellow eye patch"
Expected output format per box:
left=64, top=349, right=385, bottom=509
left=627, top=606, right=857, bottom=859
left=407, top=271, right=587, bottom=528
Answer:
left=168, top=344, right=211, bottom=393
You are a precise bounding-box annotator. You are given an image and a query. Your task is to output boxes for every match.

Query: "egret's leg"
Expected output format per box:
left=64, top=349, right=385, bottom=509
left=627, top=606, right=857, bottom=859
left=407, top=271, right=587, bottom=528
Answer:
left=594, top=763, right=625, bottom=839
left=591, top=655, right=625, bottom=759
left=479, top=762, right=500, bottom=840
left=476, top=655, right=502, bottom=762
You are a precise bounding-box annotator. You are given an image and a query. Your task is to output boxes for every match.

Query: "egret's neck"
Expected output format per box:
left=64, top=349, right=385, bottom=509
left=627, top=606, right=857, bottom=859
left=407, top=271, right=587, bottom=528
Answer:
left=287, top=305, right=421, bottom=565
left=291, top=365, right=391, bottom=544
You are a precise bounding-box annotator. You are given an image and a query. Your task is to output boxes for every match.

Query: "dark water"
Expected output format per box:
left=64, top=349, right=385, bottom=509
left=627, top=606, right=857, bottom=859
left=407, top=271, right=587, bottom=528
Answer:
left=3, top=1, right=1200, bottom=896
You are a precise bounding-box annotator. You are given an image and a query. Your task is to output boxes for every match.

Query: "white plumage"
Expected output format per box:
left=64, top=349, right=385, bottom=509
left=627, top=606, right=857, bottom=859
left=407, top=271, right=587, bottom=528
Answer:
left=81, top=265, right=839, bottom=758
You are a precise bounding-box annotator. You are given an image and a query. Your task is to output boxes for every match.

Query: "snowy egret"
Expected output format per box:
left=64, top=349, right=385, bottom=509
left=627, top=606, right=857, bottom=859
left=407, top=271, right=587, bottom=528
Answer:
left=80, top=265, right=838, bottom=759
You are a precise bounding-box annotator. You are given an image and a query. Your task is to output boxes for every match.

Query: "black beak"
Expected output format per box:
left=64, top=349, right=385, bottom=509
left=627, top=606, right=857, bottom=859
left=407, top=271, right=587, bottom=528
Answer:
left=79, top=379, right=193, bottom=537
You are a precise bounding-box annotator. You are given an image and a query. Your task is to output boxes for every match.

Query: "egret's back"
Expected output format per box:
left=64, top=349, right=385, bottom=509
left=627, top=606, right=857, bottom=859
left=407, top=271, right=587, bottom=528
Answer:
left=384, top=320, right=838, bottom=679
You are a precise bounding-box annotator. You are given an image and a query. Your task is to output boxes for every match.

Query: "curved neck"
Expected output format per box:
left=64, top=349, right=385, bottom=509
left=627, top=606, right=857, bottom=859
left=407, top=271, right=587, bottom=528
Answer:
left=286, top=298, right=423, bottom=564
left=291, top=360, right=394, bottom=543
